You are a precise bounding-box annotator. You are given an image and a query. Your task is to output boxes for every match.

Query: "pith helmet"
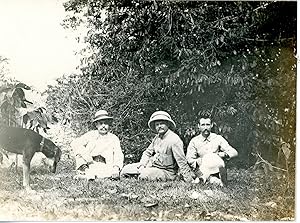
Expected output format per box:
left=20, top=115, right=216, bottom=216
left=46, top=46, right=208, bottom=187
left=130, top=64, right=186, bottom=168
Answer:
left=199, top=153, right=225, bottom=182
left=92, top=110, right=113, bottom=123
left=148, top=111, right=176, bottom=132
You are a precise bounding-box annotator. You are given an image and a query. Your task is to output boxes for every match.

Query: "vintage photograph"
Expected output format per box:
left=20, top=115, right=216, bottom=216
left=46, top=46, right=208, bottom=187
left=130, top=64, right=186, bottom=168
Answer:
left=0, top=0, right=296, bottom=221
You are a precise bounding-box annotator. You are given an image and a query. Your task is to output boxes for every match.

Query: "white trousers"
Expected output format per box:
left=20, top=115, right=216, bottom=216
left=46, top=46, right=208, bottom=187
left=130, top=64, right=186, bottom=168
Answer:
left=78, top=162, right=114, bottom=180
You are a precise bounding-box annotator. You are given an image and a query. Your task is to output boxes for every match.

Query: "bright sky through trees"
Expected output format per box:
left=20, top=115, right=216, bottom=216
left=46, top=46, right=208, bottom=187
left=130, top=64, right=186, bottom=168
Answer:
left=0, top=0, right=81, bottom=91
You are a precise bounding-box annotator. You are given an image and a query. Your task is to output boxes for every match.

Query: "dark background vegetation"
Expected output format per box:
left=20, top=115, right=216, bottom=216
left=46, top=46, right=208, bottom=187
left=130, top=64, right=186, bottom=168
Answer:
left=0, top=1, right=296, bottom=221
left=45, top=0, right=295, bottom=170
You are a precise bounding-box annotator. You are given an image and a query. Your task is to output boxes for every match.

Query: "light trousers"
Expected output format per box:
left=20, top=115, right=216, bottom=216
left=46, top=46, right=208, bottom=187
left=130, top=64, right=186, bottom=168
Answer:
left=121, top=163, right=177, bottom=181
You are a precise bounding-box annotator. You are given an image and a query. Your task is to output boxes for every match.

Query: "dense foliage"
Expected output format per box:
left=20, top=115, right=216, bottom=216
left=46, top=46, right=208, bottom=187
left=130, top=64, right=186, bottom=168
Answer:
left=0, top=57, right=55, bottom=132
left=0, top=81, right=33, bottom=127
left=46, top=1, right=296, bottom=170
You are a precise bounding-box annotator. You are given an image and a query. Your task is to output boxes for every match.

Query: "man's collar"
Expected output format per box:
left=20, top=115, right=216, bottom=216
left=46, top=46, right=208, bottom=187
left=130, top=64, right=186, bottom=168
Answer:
left=97, top=132, right=111, bottom=137
left=200, top=133, right=211, bottom=142
left=157, top=129, right=170, bottom=139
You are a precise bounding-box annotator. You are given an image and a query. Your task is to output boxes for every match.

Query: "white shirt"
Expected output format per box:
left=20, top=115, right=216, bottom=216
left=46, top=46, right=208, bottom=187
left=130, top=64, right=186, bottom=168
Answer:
left=71, top=130, right=124, bottom=170
left=186, top=133, right=238, bottom=168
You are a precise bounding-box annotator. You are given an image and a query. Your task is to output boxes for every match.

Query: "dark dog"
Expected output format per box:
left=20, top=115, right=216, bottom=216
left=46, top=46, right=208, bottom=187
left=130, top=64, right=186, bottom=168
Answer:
left=0, top=126, right=62, bottom=190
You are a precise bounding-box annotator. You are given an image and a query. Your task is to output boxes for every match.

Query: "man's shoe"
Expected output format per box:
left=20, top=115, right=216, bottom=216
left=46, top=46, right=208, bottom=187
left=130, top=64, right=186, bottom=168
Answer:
left=209, top=176, right=223, bottom=187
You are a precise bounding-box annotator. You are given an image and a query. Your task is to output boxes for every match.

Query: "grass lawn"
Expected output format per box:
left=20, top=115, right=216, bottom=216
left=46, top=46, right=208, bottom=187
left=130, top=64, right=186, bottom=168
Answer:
left=0, top=150, right=295, bottom=221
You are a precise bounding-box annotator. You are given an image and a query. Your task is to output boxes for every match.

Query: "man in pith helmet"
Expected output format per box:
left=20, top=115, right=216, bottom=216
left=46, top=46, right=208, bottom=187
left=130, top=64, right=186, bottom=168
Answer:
left=71, top=110, right=124, bottom=180
left=121, top=111, right=194, bottom=182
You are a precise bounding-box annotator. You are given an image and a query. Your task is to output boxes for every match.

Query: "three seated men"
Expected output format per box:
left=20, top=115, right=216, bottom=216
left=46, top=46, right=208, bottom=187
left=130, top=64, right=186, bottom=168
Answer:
left=71, top=110, right=238, bottom=185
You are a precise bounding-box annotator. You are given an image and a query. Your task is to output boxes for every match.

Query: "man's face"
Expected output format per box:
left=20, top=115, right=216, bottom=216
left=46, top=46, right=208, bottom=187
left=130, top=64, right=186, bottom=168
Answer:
left=95, top=120, right=110, bottom=135
left=154, top=120, right=169, bottom=136
left=198, top=118, right=212, bottom=138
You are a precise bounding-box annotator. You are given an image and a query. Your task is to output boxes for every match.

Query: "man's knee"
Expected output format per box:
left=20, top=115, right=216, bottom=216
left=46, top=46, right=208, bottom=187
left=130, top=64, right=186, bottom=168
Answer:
left=139, top=170, right=163, bottom=181
left=139, top=168, right=174, bottom=181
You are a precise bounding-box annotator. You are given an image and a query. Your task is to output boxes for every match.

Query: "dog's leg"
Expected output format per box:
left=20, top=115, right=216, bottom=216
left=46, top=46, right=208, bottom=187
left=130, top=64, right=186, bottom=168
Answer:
left=15, top=154, right=18, bottom=173
left=22, top=150, right=34, bottom=190
left=0, top=152, right=3, bottom=164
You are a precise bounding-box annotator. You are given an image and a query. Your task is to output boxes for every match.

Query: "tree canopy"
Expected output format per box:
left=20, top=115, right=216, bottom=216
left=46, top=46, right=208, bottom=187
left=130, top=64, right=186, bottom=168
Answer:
left=47, top=0, right=296, bottom=169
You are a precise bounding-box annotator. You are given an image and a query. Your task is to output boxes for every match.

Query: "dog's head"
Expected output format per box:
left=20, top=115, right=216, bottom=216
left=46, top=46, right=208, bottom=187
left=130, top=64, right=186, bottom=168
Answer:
left=42, top=138, right=62, bottom=173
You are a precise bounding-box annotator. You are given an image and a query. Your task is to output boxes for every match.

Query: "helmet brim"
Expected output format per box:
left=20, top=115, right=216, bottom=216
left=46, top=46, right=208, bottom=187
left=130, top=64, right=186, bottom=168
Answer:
left=148, top=116, right=176, bottom=132
left=92, top=116, right=113, bottom=123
